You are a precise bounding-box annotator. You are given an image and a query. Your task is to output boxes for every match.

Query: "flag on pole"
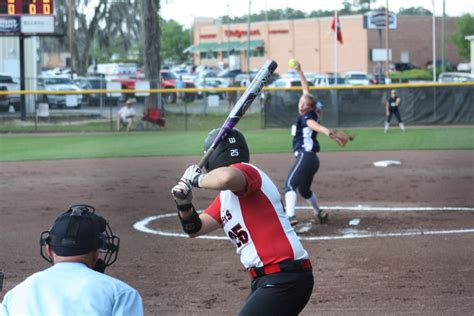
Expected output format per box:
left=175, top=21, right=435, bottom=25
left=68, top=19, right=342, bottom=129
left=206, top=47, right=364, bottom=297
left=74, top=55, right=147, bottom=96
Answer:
left=331, top=12, right=343, bottom=44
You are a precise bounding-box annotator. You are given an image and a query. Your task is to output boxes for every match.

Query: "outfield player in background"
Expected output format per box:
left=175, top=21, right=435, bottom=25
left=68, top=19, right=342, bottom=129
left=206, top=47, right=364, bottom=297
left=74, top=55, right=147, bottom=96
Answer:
left=1, top=205, right=143, bottom=315
left=171, top=129, right=314, bottom=316
left=384, top=89, right=406, bottom=133
left=284, top=61, right=334, bottom=226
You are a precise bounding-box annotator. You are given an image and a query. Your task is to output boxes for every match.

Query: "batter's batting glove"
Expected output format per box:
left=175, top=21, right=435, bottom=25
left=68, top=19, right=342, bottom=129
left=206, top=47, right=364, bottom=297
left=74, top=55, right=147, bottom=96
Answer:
left=171, top=180, right=193, bottom=211
left=182, top=164, right=204, bottom=188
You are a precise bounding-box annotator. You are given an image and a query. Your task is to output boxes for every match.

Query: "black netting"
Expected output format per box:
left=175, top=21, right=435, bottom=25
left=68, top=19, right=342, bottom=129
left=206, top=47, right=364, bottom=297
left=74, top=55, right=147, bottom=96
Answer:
left=263, top=85, right=474, bottom=128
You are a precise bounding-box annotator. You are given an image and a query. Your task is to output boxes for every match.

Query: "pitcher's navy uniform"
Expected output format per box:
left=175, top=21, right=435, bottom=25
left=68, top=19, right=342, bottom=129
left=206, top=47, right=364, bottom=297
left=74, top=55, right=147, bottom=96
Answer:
left=284, top=110, right=321, bottom=201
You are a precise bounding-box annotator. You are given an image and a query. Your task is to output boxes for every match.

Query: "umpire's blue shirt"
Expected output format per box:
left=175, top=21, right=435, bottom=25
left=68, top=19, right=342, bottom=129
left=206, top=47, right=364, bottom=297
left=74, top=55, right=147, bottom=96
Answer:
left=1, top=262, right=143, bottom=316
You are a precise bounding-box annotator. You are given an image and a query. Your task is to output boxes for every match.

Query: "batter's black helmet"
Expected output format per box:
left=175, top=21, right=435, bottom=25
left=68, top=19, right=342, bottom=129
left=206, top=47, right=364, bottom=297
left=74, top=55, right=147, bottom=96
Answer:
left=204, top=128, right=250, bottom=171
left=40, top=204, right=120, bottom=268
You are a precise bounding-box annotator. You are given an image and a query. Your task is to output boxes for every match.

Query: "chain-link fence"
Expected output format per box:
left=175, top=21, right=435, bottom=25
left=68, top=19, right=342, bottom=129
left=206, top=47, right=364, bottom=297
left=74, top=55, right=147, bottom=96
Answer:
left=0, top=79, right=472, bottom=133
left=263, top=83, right=474, bottom=128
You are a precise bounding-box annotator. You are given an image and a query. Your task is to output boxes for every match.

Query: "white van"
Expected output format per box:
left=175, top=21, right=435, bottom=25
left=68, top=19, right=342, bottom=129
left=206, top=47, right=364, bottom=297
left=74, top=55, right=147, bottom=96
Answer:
left=343, top=71, right=371, bottom=85
left=88, top=63, right=138, bottom=81
left=438, top=72, right=474, bottom=83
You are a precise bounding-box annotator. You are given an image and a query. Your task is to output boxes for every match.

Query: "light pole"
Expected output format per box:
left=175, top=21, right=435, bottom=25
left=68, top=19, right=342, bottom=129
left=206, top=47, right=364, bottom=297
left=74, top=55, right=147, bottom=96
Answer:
left=227, top=0, right=230, bottom=67
left=441, top=0, right=446, bottom=73
left=385, top=0, right=390, bottom=82
left=432, top=0, right=436, bottom=82
left=246, top=0, right=251, bottom=75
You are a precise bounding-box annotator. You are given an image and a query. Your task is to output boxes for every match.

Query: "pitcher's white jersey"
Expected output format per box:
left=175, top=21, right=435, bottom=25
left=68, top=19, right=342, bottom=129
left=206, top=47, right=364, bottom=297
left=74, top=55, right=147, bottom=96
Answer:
left=204, top=163, right=309, bottom=269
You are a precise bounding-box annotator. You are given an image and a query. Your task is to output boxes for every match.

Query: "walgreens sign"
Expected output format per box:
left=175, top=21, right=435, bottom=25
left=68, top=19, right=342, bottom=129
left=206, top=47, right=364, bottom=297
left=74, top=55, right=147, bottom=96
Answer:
left=225, top=29, right=260, bottom=38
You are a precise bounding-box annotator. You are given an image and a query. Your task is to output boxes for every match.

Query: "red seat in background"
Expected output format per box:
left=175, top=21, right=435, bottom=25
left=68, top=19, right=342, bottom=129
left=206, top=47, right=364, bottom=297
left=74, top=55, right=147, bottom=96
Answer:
left=142, top=108, right=165, bottom=127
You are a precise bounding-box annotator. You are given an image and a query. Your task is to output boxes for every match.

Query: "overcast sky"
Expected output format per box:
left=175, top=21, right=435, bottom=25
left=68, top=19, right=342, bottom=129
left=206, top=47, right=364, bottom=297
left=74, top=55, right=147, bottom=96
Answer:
left=160, top=0, right=474, bottom=27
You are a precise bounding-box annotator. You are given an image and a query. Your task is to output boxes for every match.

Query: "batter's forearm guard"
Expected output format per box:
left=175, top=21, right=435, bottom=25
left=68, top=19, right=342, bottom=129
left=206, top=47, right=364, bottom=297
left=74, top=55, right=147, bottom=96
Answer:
left=178, top=206, right=202, bottom=235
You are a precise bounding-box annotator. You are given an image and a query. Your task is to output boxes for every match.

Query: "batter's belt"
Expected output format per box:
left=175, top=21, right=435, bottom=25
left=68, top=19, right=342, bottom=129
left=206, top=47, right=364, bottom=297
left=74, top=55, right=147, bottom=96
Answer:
left=248, top=259, right=312, bottom=279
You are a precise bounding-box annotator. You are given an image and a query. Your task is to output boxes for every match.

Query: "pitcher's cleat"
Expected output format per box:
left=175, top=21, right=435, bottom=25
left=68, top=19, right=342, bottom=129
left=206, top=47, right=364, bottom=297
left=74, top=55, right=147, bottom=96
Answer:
left=288, top=216, right=299, bottom=226
left=317, top=210, right=329, bottom=224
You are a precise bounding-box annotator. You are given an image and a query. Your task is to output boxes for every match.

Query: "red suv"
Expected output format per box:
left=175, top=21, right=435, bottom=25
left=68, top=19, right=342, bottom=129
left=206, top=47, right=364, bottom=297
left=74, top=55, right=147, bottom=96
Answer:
left=160, top=70, right=195, bottom=103
left=132, top=70, right=196, bottom=104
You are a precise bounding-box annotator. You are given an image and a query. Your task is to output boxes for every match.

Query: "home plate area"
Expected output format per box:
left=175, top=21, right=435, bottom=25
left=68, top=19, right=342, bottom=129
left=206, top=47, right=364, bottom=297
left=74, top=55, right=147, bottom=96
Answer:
left=134, top=205, right=474, bottom=241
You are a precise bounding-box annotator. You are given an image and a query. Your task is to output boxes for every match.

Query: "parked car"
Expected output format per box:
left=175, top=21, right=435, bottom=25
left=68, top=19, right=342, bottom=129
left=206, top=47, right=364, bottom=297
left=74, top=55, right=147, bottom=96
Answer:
left=456, top=62, right=471, bottom=72
left=162, top=70, right=196, bottom=103
left=343, top=71, right=371, bottom=85
left=193, top=70, right=220, bottom=83
left=313, top=74, right=345, bottom=86
left=426, top=60, right=456, bottom=71
left=281, top=70, right=298, bottom=79
left=392, top=62, right=419, bottom=72
left=217, top=69, right=243, bottom=79
left=37, top=76, right=83, bottom=109
left=234, top=72, right=256, bottom=85
left=194, top=77, right=228, bottom=100
left=269, top=78, right=302, bottom=88
left=194, top=65, right=220, bottom=73
left=125, top=69, right=197, bottom=104
left=438, top=72, right=474, bottom=83
left=74, top=76, right=120, bottom=106
left=302, top=72, right=319, bottom=83
left=0, top=73, right=20, bottom=111
left=370, top=74, right=387, bottom=85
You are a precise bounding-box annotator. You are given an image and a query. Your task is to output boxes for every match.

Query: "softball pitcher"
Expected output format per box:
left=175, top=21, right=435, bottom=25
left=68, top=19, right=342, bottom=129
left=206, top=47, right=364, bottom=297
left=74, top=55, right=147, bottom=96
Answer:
left=283, top=61, right=338, bottom=226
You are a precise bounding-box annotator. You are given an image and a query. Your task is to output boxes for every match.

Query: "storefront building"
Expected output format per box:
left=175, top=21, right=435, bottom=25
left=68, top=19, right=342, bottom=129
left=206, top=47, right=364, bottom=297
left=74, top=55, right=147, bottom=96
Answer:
left=186, top=14, right=463, bottom=76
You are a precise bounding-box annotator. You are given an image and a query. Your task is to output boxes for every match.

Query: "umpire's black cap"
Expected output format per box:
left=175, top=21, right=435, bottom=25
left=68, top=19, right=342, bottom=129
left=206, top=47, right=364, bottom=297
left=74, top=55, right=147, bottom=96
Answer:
left=47, top=205, right=107, bottom=257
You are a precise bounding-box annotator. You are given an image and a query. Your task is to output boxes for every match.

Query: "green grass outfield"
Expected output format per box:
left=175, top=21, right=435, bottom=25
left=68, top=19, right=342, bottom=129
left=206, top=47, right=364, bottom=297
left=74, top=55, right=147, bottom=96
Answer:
left=0, top=126, right=472, bottom=162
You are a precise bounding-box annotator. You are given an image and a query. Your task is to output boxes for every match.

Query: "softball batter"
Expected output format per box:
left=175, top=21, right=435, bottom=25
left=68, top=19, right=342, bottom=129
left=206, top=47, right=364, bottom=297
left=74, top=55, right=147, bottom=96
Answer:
left=171, top=128, right=314, bottom=316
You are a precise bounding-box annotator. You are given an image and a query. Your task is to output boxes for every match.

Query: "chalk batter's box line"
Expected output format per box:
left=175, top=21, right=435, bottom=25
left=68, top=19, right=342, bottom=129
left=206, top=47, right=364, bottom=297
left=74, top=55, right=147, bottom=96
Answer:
left=133, top=205, right=474, bottom=241
left=298, top=206, right=474, bottom=212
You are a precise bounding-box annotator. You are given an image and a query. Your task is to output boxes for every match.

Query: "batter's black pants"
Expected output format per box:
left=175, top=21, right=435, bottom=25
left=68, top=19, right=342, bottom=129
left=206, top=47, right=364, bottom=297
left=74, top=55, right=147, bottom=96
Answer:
left=387, top=107, right=403, bottom=123
left=239, top=270, right=314, bottom=316
left=284, top=151, right=320, bottom=199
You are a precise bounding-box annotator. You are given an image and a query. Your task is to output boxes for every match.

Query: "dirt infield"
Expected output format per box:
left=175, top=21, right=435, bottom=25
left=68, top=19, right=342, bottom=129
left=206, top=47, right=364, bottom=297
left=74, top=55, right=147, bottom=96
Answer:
left=1, top=150, right=473, bottom=315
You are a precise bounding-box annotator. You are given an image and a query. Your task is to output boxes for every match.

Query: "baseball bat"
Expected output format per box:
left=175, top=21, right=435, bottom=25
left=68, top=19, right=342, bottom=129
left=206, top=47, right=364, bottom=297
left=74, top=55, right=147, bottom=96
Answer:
left=197, top=59, right=278, bottom=168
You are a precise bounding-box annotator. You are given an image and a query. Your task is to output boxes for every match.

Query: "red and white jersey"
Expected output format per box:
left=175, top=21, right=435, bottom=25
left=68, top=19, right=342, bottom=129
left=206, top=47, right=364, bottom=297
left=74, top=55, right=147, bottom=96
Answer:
left=204, top=163, right=309, bottom=269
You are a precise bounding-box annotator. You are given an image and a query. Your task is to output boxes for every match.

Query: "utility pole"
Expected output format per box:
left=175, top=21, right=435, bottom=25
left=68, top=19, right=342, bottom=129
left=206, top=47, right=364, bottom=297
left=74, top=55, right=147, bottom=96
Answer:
left=441, top=0, right=446, bottom=73
left=385, top=0, right=390, bottom=82
left=246, top=0, right=251, bottom=74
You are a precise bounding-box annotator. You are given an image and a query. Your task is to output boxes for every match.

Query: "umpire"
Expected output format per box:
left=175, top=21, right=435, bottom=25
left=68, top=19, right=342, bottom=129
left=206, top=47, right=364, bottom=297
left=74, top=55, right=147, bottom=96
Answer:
left=1, top=204, right=143, bottom=315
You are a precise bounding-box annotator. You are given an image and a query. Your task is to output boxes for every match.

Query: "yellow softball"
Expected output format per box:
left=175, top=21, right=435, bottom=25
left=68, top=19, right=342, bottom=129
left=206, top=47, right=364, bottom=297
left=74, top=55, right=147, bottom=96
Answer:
left=288, top=58, right=298, bottom=68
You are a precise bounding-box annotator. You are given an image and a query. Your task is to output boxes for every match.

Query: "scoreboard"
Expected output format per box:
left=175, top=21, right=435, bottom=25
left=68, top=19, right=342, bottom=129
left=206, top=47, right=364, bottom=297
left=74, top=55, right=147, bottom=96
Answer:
left=0, top=0, right=54, bottom=16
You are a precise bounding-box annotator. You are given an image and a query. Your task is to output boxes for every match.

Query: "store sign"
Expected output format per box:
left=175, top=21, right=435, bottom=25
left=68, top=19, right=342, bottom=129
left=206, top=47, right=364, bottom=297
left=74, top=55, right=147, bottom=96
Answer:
left=364, top=11, right=397, bottom=29
left=21, top=15, right=54, bottom=33
left=225, top=29, right=260, bottom=38
left=0, top=16, right=20, bottom=33
left=269, top=29, right=289, bottom=34
left=370, top=48, right=392, bottom=61
left=200, top=34, right=216, bottom=39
